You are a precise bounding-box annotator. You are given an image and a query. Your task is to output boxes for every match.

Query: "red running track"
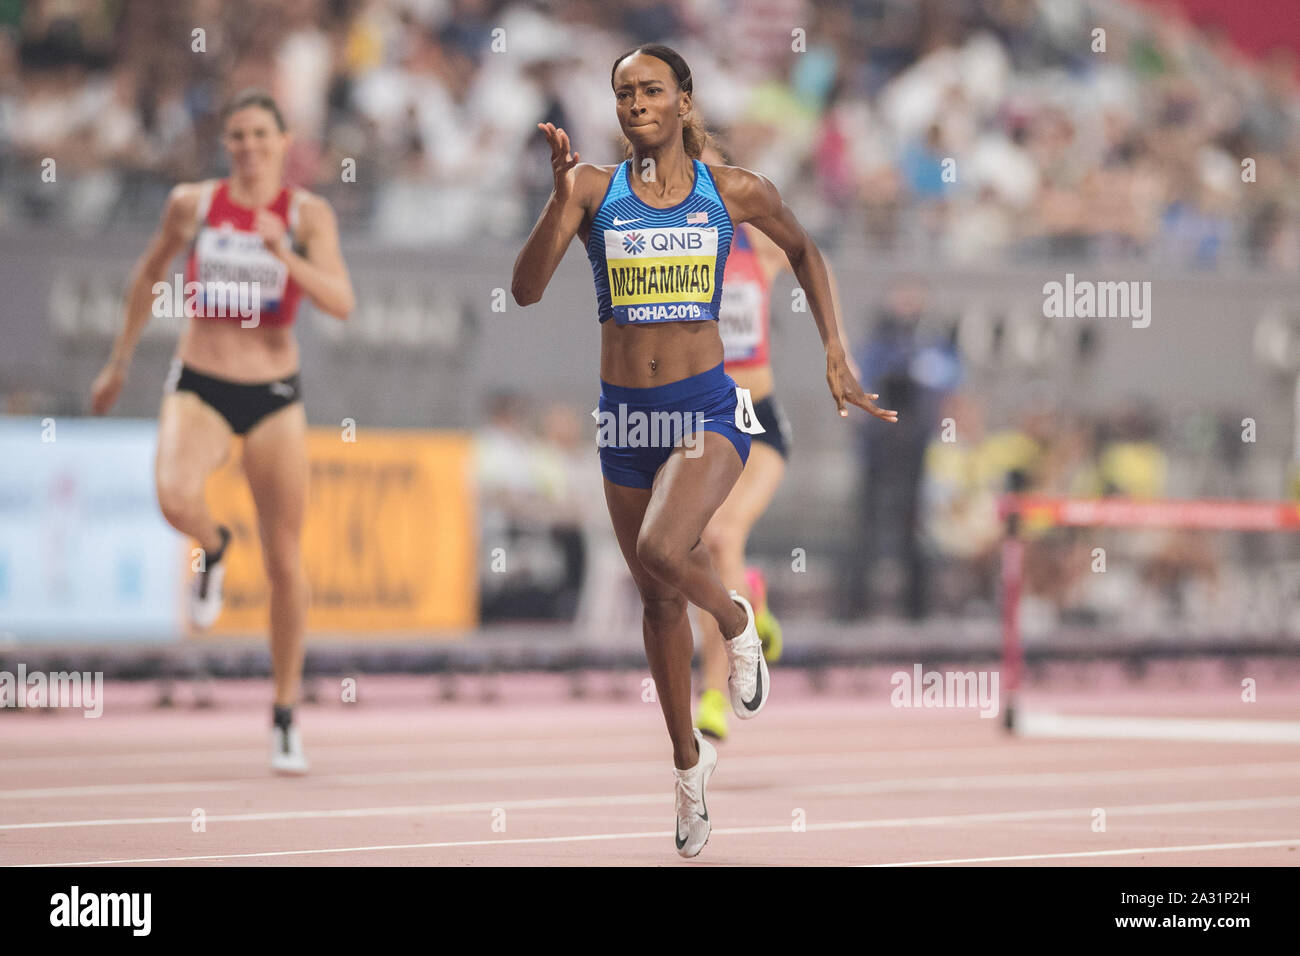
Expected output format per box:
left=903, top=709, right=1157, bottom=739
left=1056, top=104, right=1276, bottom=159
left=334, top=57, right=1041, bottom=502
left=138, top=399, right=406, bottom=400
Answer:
left=2, top=666, right=1298, bottom=866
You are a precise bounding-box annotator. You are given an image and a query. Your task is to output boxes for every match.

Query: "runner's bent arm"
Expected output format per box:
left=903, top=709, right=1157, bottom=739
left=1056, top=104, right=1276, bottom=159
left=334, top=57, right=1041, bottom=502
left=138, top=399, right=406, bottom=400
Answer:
left=256, top=195, right=354, bottom=319
left=512, top=125, right=597, bottom=306
left=89, top=183, right=202, bottom=414
left=753, top=224, right=860, bottom=379
left=113, top=185, right=201, bottom=372
left=717, top=167, right=895, bottom=422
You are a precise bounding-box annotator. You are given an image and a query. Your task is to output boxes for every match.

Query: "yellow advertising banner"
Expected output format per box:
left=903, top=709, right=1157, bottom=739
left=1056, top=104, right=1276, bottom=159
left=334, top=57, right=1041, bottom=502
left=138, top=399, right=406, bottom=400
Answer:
left=199, top=429, right=476, bottom=637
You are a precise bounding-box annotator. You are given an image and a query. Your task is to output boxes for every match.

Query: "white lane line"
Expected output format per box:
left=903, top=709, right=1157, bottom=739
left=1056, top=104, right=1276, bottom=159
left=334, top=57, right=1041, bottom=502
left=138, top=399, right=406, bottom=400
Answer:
left=0, top=755, right=830, bottom=799
left=0, top=738, right=657, bottom=771
left=14, top=830, right=675, bottom=866
left=7, top=754, right=1300, bottom=806
left=0, top=792, right=670, bottom=830
left=1017, top=711, right=1300, bottom=743
left=5, top=754, right=1300, bottom=804
left=866, top=839, right=1300, bottom=866
left=13, top=795, right=1300, bottom=866
left=0, top=747, right=1134, bottom=800
left=2, top=779, right=252, bottom=799
left=8, top=764, right=1300, bottom=831
left=0, top=736, right=1137, bottom=774
left=800, top=761, right=1300, bottom=794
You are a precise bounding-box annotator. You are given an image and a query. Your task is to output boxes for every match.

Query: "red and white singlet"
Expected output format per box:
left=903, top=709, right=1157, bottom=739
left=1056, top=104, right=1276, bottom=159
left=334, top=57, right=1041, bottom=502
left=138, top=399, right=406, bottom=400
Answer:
left=718, top=225, right=771, bottom=369
left=183, top=180, right=304, bottom=326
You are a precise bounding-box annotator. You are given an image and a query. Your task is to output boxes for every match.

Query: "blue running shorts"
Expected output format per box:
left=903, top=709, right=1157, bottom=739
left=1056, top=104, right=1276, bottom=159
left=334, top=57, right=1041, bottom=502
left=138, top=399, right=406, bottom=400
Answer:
left=594, top=363, right=765, bottom=490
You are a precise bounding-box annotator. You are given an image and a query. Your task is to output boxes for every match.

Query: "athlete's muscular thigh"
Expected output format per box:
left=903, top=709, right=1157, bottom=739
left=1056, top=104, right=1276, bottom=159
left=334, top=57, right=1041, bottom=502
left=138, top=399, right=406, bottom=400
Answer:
left=241, top=403, right=309, bottom=575
left=638, top=431, right=744, bottom=566
left=604, top=479, right=681, bottom=601
left=155, top=391, right=233, bottom=497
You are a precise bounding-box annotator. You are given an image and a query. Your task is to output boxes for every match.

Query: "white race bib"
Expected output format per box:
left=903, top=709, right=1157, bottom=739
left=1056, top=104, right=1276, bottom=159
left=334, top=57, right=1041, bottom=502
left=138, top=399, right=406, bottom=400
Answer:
left=719, top=281, right=763, bottom=359
left=733, top=387, right=765, bottom=435
left=195, top=225, right=289, bottom=303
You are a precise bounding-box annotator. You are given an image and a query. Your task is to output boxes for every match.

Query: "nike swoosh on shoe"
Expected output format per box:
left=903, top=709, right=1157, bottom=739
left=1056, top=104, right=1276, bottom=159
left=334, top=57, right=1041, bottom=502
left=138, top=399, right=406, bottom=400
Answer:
left=675, top=810, right=708, bottom=850
left=742, top=656, right=764, bottom=711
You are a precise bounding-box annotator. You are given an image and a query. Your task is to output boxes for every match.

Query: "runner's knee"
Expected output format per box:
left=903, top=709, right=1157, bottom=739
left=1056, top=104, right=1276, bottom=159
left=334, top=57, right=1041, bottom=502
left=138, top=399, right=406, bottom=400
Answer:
left=156, top=476, right=205, bottom=533
left=261, top=537, right=304, bottom=591
left=635, top=531, right=682, bottom=584
left=640, top=590, right=686, bottom=630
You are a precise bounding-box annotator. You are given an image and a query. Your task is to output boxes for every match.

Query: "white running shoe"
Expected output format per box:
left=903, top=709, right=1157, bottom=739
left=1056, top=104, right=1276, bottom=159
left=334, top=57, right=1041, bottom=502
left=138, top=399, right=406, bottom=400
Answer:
left=190, top=527, right=230, bottom=631
left=674, top=729, right=717, bottom=858
left=270, top=725, right=309, bottom=775
left=725, top=590, right=770, bottom=719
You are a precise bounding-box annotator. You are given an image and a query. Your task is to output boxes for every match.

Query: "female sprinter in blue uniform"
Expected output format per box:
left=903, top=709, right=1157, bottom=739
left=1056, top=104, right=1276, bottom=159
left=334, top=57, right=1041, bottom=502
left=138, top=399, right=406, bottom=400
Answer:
left=90, top=90, right=355, bottom=774
left=512, top=45, right=897, bottom=858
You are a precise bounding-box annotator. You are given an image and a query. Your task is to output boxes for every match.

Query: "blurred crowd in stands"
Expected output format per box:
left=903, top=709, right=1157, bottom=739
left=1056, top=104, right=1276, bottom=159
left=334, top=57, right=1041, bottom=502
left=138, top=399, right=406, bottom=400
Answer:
left=3, top=0, right=1299, bottom=266
left=4, top=0, right=1295, bottom=631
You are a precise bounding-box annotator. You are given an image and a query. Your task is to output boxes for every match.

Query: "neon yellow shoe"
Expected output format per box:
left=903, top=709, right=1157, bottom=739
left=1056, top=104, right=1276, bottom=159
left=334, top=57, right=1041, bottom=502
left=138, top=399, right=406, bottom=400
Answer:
left=695, top=688, right=729, bottom=742
left=755, top=605, right=783, bottom=663
left=745, top=566, right=782, bottom=663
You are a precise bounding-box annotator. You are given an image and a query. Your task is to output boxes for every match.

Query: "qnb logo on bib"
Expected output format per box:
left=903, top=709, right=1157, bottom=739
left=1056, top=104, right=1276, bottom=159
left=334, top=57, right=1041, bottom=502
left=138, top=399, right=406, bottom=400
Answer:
left=605, top=227, right=719, bottom=318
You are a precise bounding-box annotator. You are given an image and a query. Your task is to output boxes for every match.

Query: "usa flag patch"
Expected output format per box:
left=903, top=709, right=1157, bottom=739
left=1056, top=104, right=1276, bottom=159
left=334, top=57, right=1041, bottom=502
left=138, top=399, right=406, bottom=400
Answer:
left=686, top=211, right=708, bottom=225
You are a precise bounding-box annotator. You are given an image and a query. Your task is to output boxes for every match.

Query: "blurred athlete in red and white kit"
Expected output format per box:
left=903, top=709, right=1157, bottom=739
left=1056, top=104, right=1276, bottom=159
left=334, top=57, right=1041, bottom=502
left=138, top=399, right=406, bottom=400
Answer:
left=90, top=89, right=355, bottom=774
left=693, top=143, right=857, bottom=742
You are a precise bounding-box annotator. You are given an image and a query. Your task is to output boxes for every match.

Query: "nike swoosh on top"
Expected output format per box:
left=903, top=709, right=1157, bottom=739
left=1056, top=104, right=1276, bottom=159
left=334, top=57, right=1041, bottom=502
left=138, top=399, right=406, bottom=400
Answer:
left=612, top=217, right=640, bottom=226
left=676, top=810, right=708, bottom=849
left=743, top=656, right=764, bottom=711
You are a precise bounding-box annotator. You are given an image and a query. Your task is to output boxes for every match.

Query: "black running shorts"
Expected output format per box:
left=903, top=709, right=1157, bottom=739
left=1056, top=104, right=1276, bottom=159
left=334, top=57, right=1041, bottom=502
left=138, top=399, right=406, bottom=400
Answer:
left=165, top=359, right=303, bottom=435
left=751, top=395, right=791, bottom=460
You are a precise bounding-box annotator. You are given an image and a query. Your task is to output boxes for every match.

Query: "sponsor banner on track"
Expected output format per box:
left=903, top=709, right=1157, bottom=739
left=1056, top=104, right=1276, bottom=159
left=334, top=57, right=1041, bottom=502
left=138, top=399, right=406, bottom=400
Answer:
left=0, top=417, right=184, bottom=642
left=201, top=428, right=476, bottom=636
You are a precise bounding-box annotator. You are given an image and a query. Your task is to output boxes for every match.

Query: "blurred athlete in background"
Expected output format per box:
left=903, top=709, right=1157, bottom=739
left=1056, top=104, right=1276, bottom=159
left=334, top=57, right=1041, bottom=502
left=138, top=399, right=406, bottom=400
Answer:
left=692, top=144, right=858, bottom=743
left=90, top=89, right=355, bottom=774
